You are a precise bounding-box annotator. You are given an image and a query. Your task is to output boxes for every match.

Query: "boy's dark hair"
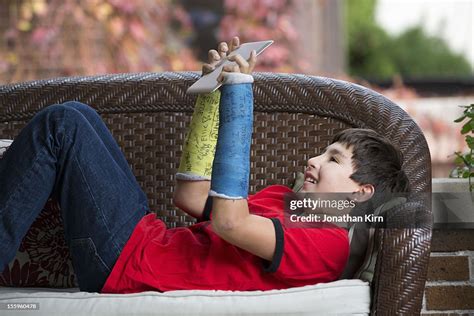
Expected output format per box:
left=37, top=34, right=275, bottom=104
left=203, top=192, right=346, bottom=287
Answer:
left=330, top=128, right=411, bottom=202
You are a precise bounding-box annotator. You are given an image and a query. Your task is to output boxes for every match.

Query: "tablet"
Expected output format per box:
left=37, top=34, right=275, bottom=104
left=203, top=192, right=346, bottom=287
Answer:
left=186, top=40, right=274, bottom=94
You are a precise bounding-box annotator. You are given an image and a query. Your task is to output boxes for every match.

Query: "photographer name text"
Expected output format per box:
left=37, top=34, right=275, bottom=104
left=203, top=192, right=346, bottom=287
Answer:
left=290, top=213, right=384, bottom=223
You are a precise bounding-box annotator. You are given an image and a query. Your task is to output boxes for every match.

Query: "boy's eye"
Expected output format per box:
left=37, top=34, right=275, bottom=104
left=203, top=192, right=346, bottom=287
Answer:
left=330, top=156, right=338, bottom=163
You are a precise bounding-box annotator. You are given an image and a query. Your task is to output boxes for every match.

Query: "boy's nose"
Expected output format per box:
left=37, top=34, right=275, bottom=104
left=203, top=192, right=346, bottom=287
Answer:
left=307, top=157, right=320, bottom=170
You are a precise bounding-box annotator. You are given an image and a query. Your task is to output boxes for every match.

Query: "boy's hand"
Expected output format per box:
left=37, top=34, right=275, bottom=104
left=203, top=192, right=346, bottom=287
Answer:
left=202, top=37, right=257, bottom=80
left=202, top=40, right=228, bottom=75
left=218, top=50, right=257, bottom=82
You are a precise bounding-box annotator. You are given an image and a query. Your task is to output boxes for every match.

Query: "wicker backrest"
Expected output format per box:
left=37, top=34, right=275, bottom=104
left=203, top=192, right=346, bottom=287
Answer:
left=0, top=72, right=432, bottom=314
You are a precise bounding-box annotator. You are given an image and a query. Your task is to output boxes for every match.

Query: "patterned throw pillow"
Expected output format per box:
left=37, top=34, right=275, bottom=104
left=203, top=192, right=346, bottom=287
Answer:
left=0, top=140, right=77, bottom=288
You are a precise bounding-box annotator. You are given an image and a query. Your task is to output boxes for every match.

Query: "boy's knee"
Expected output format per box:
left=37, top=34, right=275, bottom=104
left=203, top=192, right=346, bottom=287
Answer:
left=61, top=101, right=96, bottom=115
left=35, top=104, right=67, bottom=122
left=36, top=104, right=87, bottom=128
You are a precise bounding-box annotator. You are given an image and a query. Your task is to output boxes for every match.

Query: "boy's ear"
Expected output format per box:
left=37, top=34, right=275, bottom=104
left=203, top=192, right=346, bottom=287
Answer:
left=352, top=184, right=375, bottom=202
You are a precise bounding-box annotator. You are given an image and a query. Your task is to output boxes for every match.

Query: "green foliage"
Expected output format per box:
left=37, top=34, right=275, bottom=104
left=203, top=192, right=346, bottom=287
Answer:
left=345, top=0, right=473, bottom=79
left=390, top=27, right=472, bottom=77
left=450, top=104, right=474, bottom=192
left=346, top=0, right=396, bottom=78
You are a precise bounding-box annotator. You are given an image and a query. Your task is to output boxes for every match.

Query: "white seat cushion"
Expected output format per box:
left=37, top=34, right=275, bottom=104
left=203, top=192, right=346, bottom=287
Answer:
left=0, top=279, right=370, bottom=315
left=0, top=139, right=13, bottom=157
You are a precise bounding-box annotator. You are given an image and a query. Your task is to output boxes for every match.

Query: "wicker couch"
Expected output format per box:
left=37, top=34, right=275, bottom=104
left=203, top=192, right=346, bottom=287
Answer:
left=0, top=72, right=432, bottom=314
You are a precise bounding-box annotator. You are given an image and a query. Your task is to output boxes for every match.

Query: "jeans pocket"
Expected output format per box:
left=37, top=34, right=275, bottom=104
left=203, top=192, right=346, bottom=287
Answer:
left=69, top=237, right=111, bottom=292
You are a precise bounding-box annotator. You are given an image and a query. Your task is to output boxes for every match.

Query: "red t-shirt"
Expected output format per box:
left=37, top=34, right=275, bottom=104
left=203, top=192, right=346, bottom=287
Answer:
left=101, top=185, right=350, bottom=294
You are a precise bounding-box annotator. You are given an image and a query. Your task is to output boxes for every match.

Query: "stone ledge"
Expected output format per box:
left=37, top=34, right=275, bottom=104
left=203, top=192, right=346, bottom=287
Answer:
left=432, top=178, right=473, bottom=229
left=432, top=178, right=471, bottom=193
left=421, top=313, right=474, bottom=316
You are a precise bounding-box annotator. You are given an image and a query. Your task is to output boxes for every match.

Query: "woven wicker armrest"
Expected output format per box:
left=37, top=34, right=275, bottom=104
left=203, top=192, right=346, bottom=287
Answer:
left=0, top=72, right=432, bottom=314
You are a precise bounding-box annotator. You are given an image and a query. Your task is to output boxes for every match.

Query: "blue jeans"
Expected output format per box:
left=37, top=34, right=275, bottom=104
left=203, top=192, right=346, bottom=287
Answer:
left=0, top=102, right=150, bottom=292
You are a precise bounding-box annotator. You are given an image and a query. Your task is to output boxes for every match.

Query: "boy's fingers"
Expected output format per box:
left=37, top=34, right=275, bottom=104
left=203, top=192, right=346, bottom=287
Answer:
left=218, top=42, right=228, bottom=58
left=222, top=64, right=240, bottom=73
left=228, top=54, right=249, bottom=73
left=248, top=50, right=257, bottom=72
left=216, top=67, right=240, bottom=83
left=202, top=64, right=215, bottom=75
left=208, top=49, right=220, bottom=64
left=217, top=70, right=228, bottom=83
left=229, top=36, right=240, bottom=52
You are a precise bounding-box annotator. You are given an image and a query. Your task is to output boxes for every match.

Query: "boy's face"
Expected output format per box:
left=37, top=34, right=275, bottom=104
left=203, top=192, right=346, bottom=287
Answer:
left=302, top=142, right=362, bottom=193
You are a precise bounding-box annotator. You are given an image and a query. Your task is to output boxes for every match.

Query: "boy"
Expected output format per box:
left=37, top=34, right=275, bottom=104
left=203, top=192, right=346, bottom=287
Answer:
left=0, top=37, right=409, bottom=293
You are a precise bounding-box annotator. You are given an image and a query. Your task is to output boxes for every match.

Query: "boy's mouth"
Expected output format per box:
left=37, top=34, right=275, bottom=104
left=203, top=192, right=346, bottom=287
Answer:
left=304, top=171, right=318, bottom=184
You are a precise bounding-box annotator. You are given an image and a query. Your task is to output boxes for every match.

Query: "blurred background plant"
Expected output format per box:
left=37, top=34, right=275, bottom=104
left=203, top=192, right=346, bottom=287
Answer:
left=346, top=0, right=471, bottom=80
left=450, top=103, right=474, bottom=191
left=0, top=0, right=300, bottom=82
left=218, top=0, right=297, bottom=72
left=1, top=0, right=200, bottom=82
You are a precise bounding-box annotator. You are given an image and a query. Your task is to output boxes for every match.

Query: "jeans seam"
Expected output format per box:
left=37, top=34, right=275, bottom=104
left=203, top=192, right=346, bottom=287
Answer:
left=64, top=108, right=123, bottom=259
left=69, top=145, right=121, bottom=253
left=72, top=237, right=112, bottom=272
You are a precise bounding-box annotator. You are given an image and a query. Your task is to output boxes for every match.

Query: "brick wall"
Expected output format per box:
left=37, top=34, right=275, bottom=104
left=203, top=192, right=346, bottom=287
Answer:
left=421, top=229, right=474, bottom=315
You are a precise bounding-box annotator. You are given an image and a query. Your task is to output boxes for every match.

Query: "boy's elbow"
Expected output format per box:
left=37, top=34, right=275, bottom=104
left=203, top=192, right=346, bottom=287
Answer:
left=172, top=181, right=210, bottom=217
left=211, top=198, right=249, bottom=236
left=172, top=191, right=186, bottom=211
left=172, top=191, right=200, bottom=217
left=212, top=218, right=239, bottom=235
